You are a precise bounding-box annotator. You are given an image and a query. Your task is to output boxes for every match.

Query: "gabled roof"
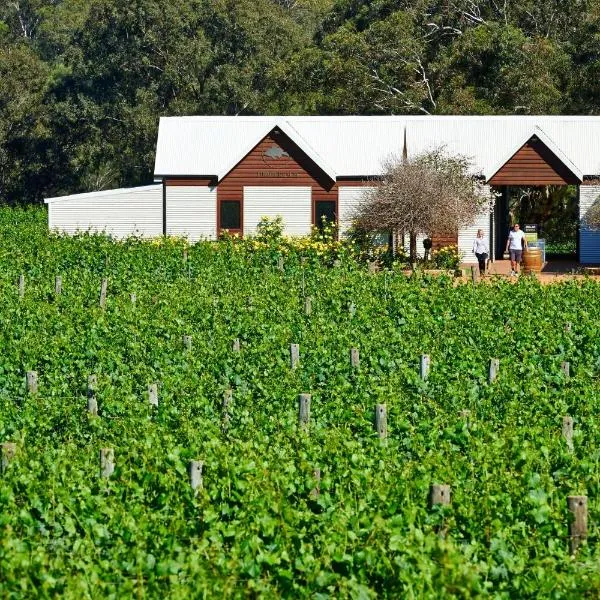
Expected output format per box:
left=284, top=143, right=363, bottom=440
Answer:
left=485, top=126, right=583, bottom=182
left=154, top=116, right=600, bottom=180
left=215, top=120, right=337, bottom=182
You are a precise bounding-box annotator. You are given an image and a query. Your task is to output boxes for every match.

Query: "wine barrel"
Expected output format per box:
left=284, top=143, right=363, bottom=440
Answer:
left=522, top=247, right=543, bottom=274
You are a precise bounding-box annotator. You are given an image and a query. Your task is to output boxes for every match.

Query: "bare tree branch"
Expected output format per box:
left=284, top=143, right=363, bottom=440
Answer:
left=351, top=149, right=495, bottom=261
left=370, top=67, right=432, bottom=115
left=8, top=1, right=40, bottom=39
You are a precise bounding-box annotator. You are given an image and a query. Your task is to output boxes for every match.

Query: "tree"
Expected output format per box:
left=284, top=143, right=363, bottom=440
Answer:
left=2, top=0, right=600, bottom=203
left=433, top=23, right=570, bottom=114
left=41, top=0, right=307, bottom=195
left=0, top=40, right=50, bottom=203
left=270, top=11, right=433, bottom=114
left=352, top=148, right=493, bottom=262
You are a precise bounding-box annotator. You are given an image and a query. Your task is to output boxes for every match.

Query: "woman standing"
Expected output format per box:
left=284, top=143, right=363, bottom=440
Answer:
left=472, top=229, right=489, bottom=275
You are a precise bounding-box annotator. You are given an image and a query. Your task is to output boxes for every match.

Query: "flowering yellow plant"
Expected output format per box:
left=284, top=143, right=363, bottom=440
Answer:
left=430, top=245, right=462, bottom=269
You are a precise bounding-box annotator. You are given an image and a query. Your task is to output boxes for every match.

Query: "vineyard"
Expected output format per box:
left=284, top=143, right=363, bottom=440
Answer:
left=1, top=208, right=600, bottom=598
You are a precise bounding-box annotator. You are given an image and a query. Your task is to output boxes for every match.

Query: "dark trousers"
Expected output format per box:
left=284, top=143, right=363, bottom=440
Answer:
left=476, top=252, right=488, bottom=273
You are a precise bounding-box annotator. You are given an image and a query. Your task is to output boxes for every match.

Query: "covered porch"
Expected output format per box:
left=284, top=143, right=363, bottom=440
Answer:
left=485, top=127, right=599, bottom=265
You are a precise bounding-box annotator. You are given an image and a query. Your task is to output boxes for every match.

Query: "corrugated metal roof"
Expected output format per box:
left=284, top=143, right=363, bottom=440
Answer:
left=45, top=185, right=162, bottom=204
left=153, top=115, right=600, bottom=180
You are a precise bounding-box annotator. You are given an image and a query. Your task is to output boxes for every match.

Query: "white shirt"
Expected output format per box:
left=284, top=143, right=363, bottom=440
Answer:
left=508, top=230, right=526, bottom=250
left=472, top=237, right=489, bottom=254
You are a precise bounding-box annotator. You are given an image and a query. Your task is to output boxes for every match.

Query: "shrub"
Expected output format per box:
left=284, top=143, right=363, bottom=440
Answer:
left=255, top=216, right=285, bottom=244
left=431, top=245, right=462, bottom=269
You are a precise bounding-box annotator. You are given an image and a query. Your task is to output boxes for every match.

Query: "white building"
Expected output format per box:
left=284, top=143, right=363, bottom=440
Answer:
left=46, top=115, right=600, bottom=263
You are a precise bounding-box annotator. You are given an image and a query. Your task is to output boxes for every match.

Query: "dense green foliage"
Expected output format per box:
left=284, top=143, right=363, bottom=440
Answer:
left=2, top=0, right=600, bottom=203
left=1, top=208, right=600, bottom=597
left=508, top=186, right=579, bottom=255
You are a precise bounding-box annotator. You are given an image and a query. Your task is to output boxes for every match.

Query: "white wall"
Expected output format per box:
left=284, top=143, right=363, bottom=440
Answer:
left=580, top=185, right=600, bottom=264
left=47, top=185, right=162, bottom=238
left=337, top=186, right=375, bottom=236
left=243, top=186, right=312, bottom=236
left=458, top=189, right=493, bottom=263
left=166, top=186, right=217, bottom=241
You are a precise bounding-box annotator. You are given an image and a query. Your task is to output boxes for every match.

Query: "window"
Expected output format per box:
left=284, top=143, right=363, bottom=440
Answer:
left=220, top=200, right=241, bottom=230
left=315, top=201, right=336, bottom=231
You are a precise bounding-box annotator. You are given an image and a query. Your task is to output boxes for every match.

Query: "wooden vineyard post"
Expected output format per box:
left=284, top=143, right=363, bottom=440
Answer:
left=471, top=265, right=478, bottom=283
left=375, top=404, right=387, bottom=439
left=147, top=383, right=158, bottom=407
left=87, top=375, right=98, bottom=416
left=183, top=248, right=188, bottom=264
left=26, top=371, right=38, bottom=395
left=301, top=266, right=306, bottom=297
left=304, top=296, right=312, bottom=316
left=1, top=442, right=16, bottom=474
left=55, top=276, right=62, bottom=296
left=99, top=278, right=108, bottom=309
left=100, top=448, right=114, bottom=478
left=18, top=274, right=25, bottom=299
left=130, top=293, right=136, bottom=305
left=349, top=302, right=356, bottom=318
left=488, top=358, right=500, bottom=383
left=298, top=393, right=311, bottom=428
left=420, top=354, right=430, bottom=381
left=459, top=409, right=472, bottom=428
left=222, top=389, right=232, bottom=427
left=429, top=484, right=451, bottom=508
left=232, top=338, right=240, bottom=353
left=561, top=361, right=570, bottom=378
left=350, top=347, right=360, bottom=369
left=223, top=388, right=233, bottom=409
left=562, top=416, right=574, bottom=452
left=183, top=335, right=192, bottom=352
left=278, top=256, right=284, bottom=272
left=310, top=467, right=321, bottom=499
left=565, top=322, right=572, bottom=332
left=189, top=460, right=203, bottom=493
left=567, top=495, right=588, bottom=554
left=290, top=344, right=300, bottom=369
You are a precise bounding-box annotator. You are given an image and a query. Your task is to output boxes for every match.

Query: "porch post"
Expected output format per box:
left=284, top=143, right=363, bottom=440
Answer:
left=162, top=180, right=167, bottom=236
left=494, top=186, right=509, bottom=260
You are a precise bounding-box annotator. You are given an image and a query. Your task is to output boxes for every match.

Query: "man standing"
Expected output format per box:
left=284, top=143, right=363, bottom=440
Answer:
left=505, top=223, right=527, bottom=276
